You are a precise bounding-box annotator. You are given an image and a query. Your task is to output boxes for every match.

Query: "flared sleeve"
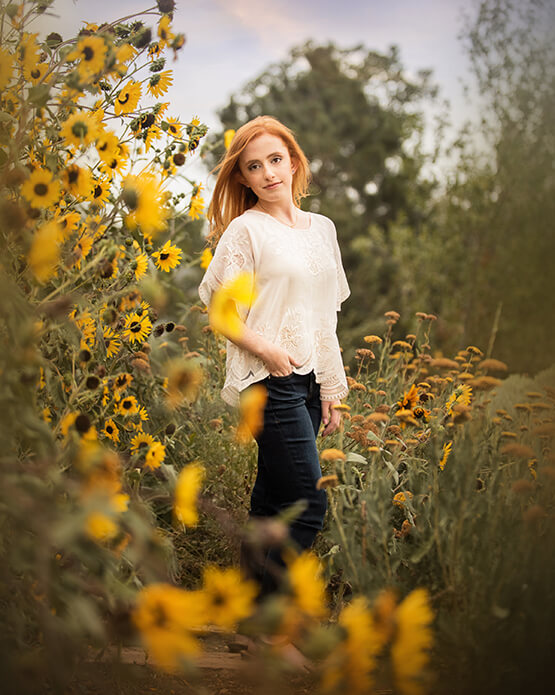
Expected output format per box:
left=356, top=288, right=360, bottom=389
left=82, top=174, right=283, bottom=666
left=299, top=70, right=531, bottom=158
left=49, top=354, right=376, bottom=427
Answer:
left=198, top=221, right=255, bottom=308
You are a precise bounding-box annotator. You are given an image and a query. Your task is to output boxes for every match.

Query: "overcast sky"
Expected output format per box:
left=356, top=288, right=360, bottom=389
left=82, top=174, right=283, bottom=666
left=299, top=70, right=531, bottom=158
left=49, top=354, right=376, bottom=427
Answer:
left=35, top=0, right=477, bottom=186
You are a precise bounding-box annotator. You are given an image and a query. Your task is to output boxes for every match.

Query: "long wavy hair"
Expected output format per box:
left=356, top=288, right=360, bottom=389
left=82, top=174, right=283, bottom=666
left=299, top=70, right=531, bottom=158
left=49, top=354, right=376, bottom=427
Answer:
left=206, top=116, right=311, bottom=246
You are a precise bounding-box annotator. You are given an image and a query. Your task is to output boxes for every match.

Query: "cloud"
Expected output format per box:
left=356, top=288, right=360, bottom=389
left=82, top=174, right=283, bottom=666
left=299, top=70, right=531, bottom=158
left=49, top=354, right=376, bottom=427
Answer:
left=212, top=0, right=309, bottom=53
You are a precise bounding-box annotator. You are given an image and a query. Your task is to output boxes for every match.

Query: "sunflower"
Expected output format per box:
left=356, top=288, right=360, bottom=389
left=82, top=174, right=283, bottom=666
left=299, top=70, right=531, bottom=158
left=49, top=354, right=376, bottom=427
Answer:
left=66, top=36, right=107, bottom=79
left=174, top=462, right=204, bottom=527
left=224, top=129, right=235, bottom=150
left=62, top=163, right=93, bottom=198
left=130, top=431, right=155, bottom=455
left=123, top=173, right=168, bottom=236
left=60, top=111, right=99, bottom=149
left=200, top=567, right=257, bottom=630
left=237, top=384, right=267, bottom=443
left=152, top=240, right=182, bottom=272
left=102, top=418, right=120, bottom=443
left=86, top=512, right=118, bottom=542
left=164, top=358, right=203, bottom=408
left=134, top=251, right=149, bottom=280
left=99, top=142, right=129, bottom=179
left=114, top=79, right=141, bottom=116
left=439, top=441, right=453, bottom=471
left=148, top=42, right=162, bottom=61
left=114, top=372, right=133, bottom=392
left=0, top=46, right=14, bottom=91
left=118, top=395, right=139, bottom=417
left=321, top=597, right=381, bottom=695
left=103, top=326, right=122, bottom=358
left=27, top=61, right=49, bottom=85
left=188, top=193, right=205, bottom=220
left=71, top=233, right=94, bottom=270
left=123, top=312, right=152, bottom=343
left=95, top=130, right=120, bottom=164
left=90, top=177, right=111, bottom=207
left=28, top=221, right=60, bottom=283
left=396, top=384, right=418, bottom=412
left=391, top=589, right=434, bottom=695
left=200, top=248, right=212, bottom=269
left=54, top=210, right=81, bottom=241
left=21, top=168, right=60, bottom=208
left=287, top=551, right=327, bottom=619
left=208, top=272, right=257, bottom=341
left=445, top=383, right=472, bottom=414
left=157, top=15, right=175, bottom=48
left=132, top=584, right=205, bottom=671
left=147, top=70, right=173, bottom=98
left=111, top=43, right=137, bottom=77
left=19, top=32, right=39, bottom=79
left=166, top=117, right=182, bottom=138
left=145, top=441, right=165, bottom=470
left=144, top=124, right=163, bottom=153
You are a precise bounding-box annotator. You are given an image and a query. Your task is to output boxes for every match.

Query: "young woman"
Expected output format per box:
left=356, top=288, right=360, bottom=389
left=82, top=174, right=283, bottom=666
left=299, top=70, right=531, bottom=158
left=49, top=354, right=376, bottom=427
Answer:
left=198, top=115, right=350, bottom=595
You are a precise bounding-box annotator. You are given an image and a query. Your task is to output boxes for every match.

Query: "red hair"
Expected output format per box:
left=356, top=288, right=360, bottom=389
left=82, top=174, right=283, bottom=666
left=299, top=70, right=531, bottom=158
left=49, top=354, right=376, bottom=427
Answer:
left=206, top=116, right=311, bottom=245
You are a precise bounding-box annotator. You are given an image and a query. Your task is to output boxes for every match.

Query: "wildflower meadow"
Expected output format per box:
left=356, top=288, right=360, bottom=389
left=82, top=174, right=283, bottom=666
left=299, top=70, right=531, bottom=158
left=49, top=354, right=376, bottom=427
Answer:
left=1, top=2, right=554, bottom=694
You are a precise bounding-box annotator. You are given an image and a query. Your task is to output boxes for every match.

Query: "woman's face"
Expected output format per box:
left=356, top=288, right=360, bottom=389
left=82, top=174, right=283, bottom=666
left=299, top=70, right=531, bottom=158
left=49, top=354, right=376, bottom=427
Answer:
left=236, top=132, right=297, bottom=203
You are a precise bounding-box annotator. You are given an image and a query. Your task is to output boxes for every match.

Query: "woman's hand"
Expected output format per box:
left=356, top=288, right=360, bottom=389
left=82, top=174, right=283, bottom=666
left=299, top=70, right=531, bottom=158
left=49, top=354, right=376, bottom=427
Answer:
left=259, top=340, right=301, bottom=376
left=321, top=400, right=341, bottom=436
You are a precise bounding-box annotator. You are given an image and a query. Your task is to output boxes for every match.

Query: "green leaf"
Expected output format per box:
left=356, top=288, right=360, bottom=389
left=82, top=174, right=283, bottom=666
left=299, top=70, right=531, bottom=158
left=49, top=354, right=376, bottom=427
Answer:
left=346, top=451, right=367, bottom=465
left=28, top=85, right=51, bottom=108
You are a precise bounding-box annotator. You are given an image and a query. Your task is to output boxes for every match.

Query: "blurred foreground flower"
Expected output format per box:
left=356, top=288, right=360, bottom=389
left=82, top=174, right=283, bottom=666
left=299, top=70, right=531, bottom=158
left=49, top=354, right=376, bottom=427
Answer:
left=174, top=462, right=205, bottom=527
left=201, top=566, right=257, bottom=629
left=208, top=272, right=256, bottom=341
left=237, top=383, right=267, bottom=442
left=321, top=596, right=382, bottom=694
left=391, top=588, right=434, bottom=695
left=133, top=583, right=207, bottom=671
left=164, top=357, right=203, bottom=407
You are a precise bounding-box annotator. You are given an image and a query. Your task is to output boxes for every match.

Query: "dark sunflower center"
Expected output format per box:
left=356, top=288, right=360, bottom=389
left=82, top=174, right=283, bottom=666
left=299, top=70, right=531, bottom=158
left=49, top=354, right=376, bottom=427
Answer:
left=122, top=400, right=132, bottom=410
left=83, top=46, right=94, bottom=61
left=71, top=121, right=88, bottom=139
left=106, top=425, right=113, bottom=434
left=153, top=603, right=167, bottom=628
left=68, top=168, right=79, bottom=184
left=110, top=159, right=118, bottom=169
left=31, top=69, right=40, bottom=79
left=34, top=183, right=48, bottom=196
left=160, top=252, right=169, bottom=261
left=94, top=185, right=102, bottom=198
left=138, top=441, right=149, bottom=448
left=117, top=91, right=130, bottom=105
left=130, top=322, right=141, bottom=333
left=98, top=141, right=108, bottom=151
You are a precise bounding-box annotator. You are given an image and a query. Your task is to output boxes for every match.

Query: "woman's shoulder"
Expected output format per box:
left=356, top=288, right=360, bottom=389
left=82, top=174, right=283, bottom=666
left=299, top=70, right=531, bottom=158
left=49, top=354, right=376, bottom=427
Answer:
left=308, top=211, right=337, bottom=235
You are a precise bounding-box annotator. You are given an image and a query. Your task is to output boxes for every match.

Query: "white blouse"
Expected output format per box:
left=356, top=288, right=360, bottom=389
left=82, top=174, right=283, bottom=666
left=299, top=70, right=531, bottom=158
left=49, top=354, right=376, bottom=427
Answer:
left=198, top=209, right=351, bottom=407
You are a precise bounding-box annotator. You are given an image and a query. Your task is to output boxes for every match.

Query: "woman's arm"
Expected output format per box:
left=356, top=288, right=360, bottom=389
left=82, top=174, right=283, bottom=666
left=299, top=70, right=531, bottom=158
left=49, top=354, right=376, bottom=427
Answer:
left=211, top=309, right=301, bottom=377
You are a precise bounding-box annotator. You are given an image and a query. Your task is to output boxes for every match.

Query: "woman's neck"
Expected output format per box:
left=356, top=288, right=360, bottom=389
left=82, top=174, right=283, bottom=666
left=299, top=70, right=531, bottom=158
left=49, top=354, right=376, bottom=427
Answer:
left=254, top=200, right=298, bottom=227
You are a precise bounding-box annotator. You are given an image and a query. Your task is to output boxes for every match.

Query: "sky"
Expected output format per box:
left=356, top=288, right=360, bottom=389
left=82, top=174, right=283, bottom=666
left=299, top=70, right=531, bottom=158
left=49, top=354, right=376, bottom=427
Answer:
left=34, top=0, right=478, bottom=187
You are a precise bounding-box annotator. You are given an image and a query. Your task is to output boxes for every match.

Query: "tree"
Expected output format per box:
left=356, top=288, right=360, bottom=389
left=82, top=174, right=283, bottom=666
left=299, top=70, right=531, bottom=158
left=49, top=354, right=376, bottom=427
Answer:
left=437, top=0, right=555, bottom=372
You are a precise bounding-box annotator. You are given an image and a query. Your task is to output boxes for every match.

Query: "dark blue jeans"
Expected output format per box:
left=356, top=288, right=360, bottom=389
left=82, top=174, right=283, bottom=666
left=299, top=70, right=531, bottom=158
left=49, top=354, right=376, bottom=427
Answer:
left=240, top=370, right=327, bottom=595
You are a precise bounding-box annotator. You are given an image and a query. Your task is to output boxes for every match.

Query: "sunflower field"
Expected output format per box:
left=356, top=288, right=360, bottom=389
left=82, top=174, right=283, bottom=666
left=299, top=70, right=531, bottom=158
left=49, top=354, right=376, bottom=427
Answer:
left=1, top=2, right=554, bottom=695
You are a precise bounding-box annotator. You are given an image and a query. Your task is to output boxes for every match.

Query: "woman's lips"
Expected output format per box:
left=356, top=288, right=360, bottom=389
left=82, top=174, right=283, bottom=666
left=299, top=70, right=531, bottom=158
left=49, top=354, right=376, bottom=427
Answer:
left=264, top=182, right=281, bottom=189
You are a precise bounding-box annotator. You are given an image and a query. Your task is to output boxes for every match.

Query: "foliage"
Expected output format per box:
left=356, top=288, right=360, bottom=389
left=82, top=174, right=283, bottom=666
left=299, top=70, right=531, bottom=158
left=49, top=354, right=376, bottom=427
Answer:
left=318, top=311, right=555, bottom=694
